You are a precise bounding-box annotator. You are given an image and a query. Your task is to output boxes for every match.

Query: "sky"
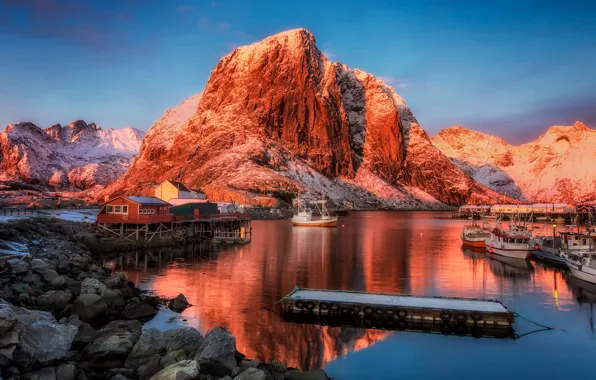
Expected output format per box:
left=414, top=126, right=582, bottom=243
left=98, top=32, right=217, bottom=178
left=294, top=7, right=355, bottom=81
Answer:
left=0, top=0, right=595, bottom=144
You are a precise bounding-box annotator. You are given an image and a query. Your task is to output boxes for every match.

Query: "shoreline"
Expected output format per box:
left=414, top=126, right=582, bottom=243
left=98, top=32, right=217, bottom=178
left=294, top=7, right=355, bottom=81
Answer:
left=0, top=218, right=331, bottom=380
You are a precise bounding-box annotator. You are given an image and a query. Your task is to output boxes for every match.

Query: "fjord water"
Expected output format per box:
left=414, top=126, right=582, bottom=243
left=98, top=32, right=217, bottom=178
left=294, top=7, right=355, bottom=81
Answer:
left=109, top=212, right=596, bottom=379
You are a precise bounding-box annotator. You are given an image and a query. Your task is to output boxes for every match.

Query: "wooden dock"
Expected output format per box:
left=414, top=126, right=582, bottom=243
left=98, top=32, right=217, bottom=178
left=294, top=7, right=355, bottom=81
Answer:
left=281, top=288, right=514, bottom=338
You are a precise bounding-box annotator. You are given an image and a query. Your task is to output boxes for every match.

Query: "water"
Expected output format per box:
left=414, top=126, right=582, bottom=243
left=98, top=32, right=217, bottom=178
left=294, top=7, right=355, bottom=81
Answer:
left=106, top=212, right=596, bottom=379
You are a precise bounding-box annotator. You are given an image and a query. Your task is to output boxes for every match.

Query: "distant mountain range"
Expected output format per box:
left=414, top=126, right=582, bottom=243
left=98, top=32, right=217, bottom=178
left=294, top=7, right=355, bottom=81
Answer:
left=0, top=120, right=144, bottom=191
left=431, top=121, right=596, bottom=203
left=100, top=28, right=507, bottom=209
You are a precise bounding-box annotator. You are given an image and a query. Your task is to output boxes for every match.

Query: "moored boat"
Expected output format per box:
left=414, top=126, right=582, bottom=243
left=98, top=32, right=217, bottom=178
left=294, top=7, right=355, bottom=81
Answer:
left=485, top=222, right=533, bottom=260
left=565, top=251, right=596, bottom=285
left=460, top=221, right=491, bottom=248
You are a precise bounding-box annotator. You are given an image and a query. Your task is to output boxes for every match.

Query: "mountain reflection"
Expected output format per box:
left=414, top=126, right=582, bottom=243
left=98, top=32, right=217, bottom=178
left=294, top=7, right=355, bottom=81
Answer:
left=107, top=212, right=580, bottom=370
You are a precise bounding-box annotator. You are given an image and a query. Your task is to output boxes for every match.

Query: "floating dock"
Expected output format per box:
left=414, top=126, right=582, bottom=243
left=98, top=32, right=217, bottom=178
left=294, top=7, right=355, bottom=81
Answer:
left=281, top=288, right=515, bottom=338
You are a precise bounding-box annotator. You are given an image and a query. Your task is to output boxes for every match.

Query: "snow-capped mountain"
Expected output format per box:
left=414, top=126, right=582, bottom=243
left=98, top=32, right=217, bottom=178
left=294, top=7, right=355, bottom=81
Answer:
left=431, top=122, right=596, bottom=203
left=0, top=120, right=144, bottom=190
left=102, top=28, right=506, bottom=208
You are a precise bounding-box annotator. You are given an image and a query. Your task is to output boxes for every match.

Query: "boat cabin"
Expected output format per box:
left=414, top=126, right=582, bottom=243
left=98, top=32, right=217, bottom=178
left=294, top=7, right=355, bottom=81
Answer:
left=97, top=196, right=173, bottom=224
left=560, top=232, right=593, bottom=250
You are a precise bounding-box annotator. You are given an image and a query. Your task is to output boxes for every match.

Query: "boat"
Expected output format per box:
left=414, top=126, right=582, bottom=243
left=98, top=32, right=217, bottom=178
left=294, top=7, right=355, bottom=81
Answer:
left=460, top=219, right=491, bottom=248
left=560, top=230, right=594, bottom=252
left=564, top=251, right=596, bottom=285
left=292, top=195, right=338, bottom=227
left=485, top=217, right=533, bottom=259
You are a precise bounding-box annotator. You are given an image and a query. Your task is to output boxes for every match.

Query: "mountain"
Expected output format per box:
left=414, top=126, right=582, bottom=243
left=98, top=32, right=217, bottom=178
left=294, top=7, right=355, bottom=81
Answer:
left=103, top=28, right=505, bottom=208
left=0, top=120, right=144, bottom=191
left=431, top=122, right=596, bottom=203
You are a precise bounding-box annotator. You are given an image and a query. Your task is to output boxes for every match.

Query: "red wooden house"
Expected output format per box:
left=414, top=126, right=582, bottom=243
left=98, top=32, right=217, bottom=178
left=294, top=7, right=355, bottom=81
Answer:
left=97, top=196, right=173, bottom=224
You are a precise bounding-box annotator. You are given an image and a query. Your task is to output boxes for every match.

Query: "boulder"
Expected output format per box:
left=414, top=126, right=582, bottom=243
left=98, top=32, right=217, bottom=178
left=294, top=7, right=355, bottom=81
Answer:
left=285, top=369, right=329, bottom=380
left=239, top=359, right=259, bottom=373
left=68, top=254, right=90, bottom=269
left=80, top=278, right=107, bottom=295
left=270, top=361, right=287, bottom=373
left=56, top=363, right=76, bottom=380
left=194, top=326, right=237, bottom=377
left=84, top=320, right=142, bottom=370
left=148, top=360, right=199, bottom=380
left=102, top=288, right=125, bottom=310
left=105, top=273, right=127, bottom=289
left=235, top=367, right=267, bottom=380
left=159, top=349, right=187, bottom=369
left=2, top=366, right=20, bottom=379
left=168, top=294, right=190, bottom=312
left=136, top=353, right=162, bottom=380
left=19, top=320, right=78, bottom=362
left=42, top=269, right=60, bottom=283
left=7, top=258, right=29, bottom=274
left=66, top=278, right=82, bottom=296
left=30, top=259, right=51, bottom=273
left=165, top=327, right=204, bottom=357
left=50, top=275, right=68, bottom=289
left=72, top=322, right=96, bottom=350
left=22, top=271, right=41, bottom=285
left=22, top=366, right=57, bottom=380
left=73, top=294, right=107, bottom=323
left=125, top=328, right=167, bottom=368
left=37, top=290, right=71, bottom=311
left=120, top=300, right=157, bottom=321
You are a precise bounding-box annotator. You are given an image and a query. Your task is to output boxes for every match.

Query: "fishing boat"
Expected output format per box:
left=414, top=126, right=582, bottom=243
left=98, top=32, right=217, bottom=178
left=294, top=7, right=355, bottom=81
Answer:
left=485, top=218, right=533, bottom=259
left=460, top=219, right=491, bottom=248
left=292, top=195, right=338, bottom=227
left=565, top=251, right=596, bottom=285
left=560, top=230, right=593, bottom=252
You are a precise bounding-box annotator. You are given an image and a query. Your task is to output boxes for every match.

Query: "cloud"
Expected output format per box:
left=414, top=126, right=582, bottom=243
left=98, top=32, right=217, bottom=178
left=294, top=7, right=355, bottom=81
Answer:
left=321, top=49, right=335, bottom=59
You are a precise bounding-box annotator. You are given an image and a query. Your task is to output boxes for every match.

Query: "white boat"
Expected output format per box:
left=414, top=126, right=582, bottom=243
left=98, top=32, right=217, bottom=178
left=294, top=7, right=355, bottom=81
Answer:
left=565, top=251, right=596, bottom=285
left=292, top=195, right=338, bottom=227
left=560, top=231, right=594, bottom=252
left=485, top=222, right=533, bottom=259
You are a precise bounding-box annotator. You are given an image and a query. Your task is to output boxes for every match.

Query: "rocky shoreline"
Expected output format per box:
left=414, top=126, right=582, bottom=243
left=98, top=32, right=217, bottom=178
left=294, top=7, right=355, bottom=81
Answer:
left=0, top=218, right=331, bottom=380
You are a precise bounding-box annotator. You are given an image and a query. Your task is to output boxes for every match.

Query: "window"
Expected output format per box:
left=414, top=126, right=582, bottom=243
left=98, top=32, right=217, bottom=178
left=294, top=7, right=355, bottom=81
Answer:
left=106, top=206, right=113, bottom=214
left=140, top=208, right=155, bottom=215
left=122, top=205, right=128, bottom=215
left=114, top=206, right=121, bottom=213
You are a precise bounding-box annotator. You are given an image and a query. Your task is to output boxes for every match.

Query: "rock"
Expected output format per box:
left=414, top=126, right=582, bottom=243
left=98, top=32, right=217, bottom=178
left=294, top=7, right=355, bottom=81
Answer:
left=7, top=258, right=29, bottom=274
left=168, top=293, right=190, bottom=312
left=120, top=300, right=157, bottom=321
left=68, top=254, right=89, bottom=269
left=2, top=366, right=19, bottom=379
left=56, top=260, right=70, bottom=274
left=73, top=293, right=107, bottom=323
left=19, top=320, right=78, bottom=362
left=30, top=259, right=51, bottom=273
left=50, top=275, right=68, bottom=289
left=22, top=271, right=41, bottom=284
left=84, top=320, right=142, bottom=370
left=19, top=292, right=32, bottom=304
left=72, top=322, right=96, bottom=350
left=136, top=353, right=162, bottom=380
left=80, top=278, right=106, bottom=295
left=165, top=327, right=204, bottom=357
left=194, top=326, right=237, bottom=377
left=105, top=273, right=127, bottom=289
left=285, top=369, right=328, bottom=380
left=239, top=359, right=260, bottom=372
left=108, top=375, right=132, bottom=380
left=66, top=277, right=82, bottom=296
left=105, top=368, right=135, bottom=380
left=125, top=328, right=167, bottom=368
left=235, top=367, right=267, bottom=380
left=22, top=366, right=57, bottom=380
left=270, top=361, right=287, bottom=374
left=159, top=349, right=187, bottom=368
left=42, top=269, right=59, bottom=283
left=148, top=360, right=199, bottom=380
left=102, top=288, right=125, bottom=310
left=56, top=363, right=76, bottom=380
left=37, top=290, right=71, bottom=311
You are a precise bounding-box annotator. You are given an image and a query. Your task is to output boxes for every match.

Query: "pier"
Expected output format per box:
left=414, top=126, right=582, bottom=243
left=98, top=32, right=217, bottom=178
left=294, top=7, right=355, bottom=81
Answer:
left=281, top=288, right=514, bottom=338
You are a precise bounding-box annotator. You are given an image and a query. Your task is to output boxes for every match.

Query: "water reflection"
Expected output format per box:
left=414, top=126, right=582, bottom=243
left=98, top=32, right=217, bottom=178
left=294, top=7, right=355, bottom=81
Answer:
left=105, top=212, right=594, bottom=371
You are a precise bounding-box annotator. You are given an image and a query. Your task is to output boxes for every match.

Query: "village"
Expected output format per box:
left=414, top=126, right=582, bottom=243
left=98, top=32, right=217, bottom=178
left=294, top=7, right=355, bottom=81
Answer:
left=455, top=203, right=595, bottom=223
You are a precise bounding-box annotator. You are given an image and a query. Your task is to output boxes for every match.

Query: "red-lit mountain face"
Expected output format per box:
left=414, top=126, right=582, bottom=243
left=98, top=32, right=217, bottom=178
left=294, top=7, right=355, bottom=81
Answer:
left=432, top=122, right=596, bottom=203
left=103, top=29, right=505, bottom=208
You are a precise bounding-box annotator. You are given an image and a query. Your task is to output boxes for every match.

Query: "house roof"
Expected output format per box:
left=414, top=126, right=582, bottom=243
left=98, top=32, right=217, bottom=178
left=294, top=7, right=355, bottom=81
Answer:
left=104, top=196, right=171, bottom=206
left=166, top=180, right=191, bottom=192
left=190, top=188, right=204, bottom=194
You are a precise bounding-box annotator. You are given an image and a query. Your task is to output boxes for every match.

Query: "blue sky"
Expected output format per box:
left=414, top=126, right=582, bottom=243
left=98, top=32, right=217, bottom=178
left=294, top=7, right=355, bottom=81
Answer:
left=1, top=0, right=594, bottom=143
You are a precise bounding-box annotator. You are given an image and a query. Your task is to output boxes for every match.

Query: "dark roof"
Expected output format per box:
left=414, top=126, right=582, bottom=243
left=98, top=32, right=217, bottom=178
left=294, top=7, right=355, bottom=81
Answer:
left=167, top=180, right=191, bottom=192
left=104, top=196, right=171, bottom=206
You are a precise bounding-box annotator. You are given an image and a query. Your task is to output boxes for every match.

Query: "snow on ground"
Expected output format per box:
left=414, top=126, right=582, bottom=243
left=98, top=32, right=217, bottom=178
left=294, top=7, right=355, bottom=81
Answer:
left=0, top=209, right=98, bottom=224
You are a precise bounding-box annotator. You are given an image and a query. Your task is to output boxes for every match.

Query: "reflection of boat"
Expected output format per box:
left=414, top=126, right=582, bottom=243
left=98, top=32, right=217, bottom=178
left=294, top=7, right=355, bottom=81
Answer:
left=292, top=196, right=338, bottom=227
left=565, top=251, right=596, bottom=284
left=486, top=222, right=533, bottom=259
left=488, top=254, right=534, bottom=278
left=460, top=220, right=491, bottom=248
left=567, top=276, right=596, bottom=302
left=461, top=246, right=486, bottom=259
